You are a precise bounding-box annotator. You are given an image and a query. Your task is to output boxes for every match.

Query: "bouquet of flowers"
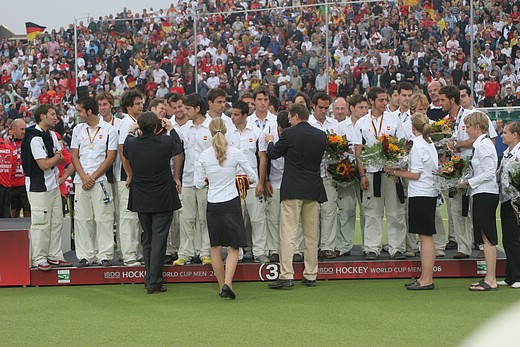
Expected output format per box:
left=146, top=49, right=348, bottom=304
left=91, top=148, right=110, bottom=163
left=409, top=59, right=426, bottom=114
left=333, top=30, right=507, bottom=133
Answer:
left=379, top=134, right=408, bottom=169
left=433, top=155, right=469, bottom=195
left=323, top=131, right=350, bottom=164
left=327, top=157, right=360, bottom=188
left=430, top=117, right=455, bottom=142
left=359, top=140, right=385, bottom=169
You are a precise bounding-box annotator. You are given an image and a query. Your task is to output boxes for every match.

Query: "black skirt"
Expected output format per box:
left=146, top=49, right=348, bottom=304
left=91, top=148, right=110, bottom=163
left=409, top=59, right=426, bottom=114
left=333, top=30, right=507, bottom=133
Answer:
left=472, top=193, right=499, bottom=246
left=408, top=196, right=437, bottom=235
left=206, top=196, right=247, bottom=248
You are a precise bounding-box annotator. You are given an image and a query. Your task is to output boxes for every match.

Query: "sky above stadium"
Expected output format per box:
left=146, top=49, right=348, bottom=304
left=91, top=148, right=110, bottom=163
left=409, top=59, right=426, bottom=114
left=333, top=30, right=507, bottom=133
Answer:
left=4, top=0, right=171, bottom=34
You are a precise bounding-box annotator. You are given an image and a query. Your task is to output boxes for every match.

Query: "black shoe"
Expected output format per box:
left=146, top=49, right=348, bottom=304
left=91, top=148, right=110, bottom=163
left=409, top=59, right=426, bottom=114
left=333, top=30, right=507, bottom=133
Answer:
left=219, top=284, right=236, bottom=299
left=164, top=254, right=174, bottom=264
left=445, top=241, right=458, bottom=250
left=269, top=253, right=279, bottom=263
left=366, top=252, right=378, bottom=260
left=406, top=282, right=435, bottom=290
left=100, top=260, right=112, bottom=267
left=393, top=251, right=406, bottom=260
left=268, top=279, right=294, bottom=289
left=77, top=259, right=89, bottom=267
left=335, top=250, right=351, bottom=257
left=301, top=278, right=317, bottom=287
left=453, top=252, right=470, bottom=259
left=147, top=286, right=167, bottom=294
left=292, top=254, right=304, bottom=262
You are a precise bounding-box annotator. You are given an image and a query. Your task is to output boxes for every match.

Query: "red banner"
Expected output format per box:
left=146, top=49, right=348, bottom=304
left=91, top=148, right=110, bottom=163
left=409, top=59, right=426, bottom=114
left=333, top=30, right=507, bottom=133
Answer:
left=29, top=259, right=506, bottom=287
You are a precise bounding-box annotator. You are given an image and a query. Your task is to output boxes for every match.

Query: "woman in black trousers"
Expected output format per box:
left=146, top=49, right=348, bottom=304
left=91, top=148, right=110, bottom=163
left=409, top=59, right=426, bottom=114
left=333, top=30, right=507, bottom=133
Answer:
left=498, top=121, right=520, bottom=288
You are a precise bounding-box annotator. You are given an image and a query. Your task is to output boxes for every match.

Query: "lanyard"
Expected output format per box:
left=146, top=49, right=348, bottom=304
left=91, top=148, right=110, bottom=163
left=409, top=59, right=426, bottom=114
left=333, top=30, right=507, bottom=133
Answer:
left=87, top=127, right=101, bottom=149
left=255, top=118, right=266, bottom=130
left=11, top=139, right=21, bottom=163
left=454, top=106, right=465, bottom=129
left=371, top=114, right=384, bottom=138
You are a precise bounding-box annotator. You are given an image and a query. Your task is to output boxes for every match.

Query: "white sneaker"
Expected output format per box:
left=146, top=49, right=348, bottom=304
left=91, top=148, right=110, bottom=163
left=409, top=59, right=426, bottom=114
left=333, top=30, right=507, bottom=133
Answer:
left=435, top=250, right=446, bottom=257
left=123, top=260, right=141, bottom=266
left=497, top=280, right=509, bottom=286
left=511, top=282, right=520, bottom=288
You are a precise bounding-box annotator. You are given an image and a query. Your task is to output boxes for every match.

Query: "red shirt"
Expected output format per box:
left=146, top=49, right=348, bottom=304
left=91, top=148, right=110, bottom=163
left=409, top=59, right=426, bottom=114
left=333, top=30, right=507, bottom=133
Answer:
left=38, top=93, right=51, bottom=104
left=0, top=140, right=16, bottom=188
left=484, top=81, right=500, bottom=98
left=8, top=139, right=25, bottom=187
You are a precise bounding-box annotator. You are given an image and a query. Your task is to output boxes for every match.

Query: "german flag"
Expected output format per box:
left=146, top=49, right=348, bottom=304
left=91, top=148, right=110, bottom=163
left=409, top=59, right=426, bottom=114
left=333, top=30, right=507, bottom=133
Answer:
left=126, top=75, right=136, bottom=89
left=25, top=22, right=46, bottom=40
left=161, top=18, right=172, bottom=33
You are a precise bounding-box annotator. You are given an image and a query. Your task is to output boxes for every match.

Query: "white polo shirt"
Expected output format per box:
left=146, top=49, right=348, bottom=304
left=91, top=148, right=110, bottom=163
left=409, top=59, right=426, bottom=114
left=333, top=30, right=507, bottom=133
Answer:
left=71, top=117, right=118, bottom=184
left=228, top=123, right=266, bottom=187
left=309, top=114, right=340, bottom=178
left=338, top=117, right=357, bottom=161
left=26, top=126, right=61, bottom=192
left=247, top=111, right=277, bottom=133
left=206, top=112, right=235, bottom=132
left=105, top=115, right=123, bottom=181
left=352, top=110, right=406, bottom=172
left=178, top=116, right=213, bottom=187
left=263, top=125, right=284, bottom=190
left=455, top=107, right=497, bottom=159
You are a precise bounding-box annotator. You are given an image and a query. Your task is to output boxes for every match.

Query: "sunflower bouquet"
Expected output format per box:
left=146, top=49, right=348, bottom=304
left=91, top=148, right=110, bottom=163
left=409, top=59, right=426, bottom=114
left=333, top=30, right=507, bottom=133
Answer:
left=433, top=155, right=470, bottom=195
left=327, top=157, right=360, bottom=188
left=430, top=117, right=455, bottom=143
left=323, top=131, right=350, bottom=164
left=379, top=134, right=408, bottom=169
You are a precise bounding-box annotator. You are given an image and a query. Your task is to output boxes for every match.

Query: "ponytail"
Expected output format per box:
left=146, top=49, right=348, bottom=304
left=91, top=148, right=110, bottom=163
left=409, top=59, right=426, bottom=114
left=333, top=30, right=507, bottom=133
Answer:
left=411, top=113, right=432, bottom=143
left=209, top=117, right=228, bottom=166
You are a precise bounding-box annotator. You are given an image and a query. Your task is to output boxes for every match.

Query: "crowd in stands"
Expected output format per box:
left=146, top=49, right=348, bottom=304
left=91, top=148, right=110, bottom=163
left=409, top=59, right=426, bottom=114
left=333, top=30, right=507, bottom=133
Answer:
left=1, top=0, right=520, bottom=138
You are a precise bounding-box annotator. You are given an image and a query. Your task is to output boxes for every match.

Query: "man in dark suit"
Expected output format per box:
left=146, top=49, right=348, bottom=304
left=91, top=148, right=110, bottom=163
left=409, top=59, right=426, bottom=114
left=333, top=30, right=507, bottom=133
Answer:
left=123, top=111, right=183, bottom=294
left=265, top=103, right=327, bottom=289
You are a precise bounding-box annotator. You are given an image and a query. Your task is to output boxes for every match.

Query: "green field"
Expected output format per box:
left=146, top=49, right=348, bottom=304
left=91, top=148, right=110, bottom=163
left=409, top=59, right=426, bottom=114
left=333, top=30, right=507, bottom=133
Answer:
left=1, top=278, right=518, bottom=347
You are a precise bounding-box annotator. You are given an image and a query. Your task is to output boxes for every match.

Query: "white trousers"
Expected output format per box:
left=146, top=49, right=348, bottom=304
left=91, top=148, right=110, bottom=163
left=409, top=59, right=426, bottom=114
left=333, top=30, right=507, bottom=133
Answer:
left=266, top=188, right=281, bottom=255
left=28, top=188, right=64, bottom=266
left=166, top=209, right=180, bottom=254
left=336, top=182, right=365, bottom=253
left=318, top=178, right=338, bottom=252
left=74, top=183, right=114, bottom=262
left=449, top=194, right=473, bottom=255
left=117, top=181, right=142, bottom=262
left=362, top=173, right=406, bottom=256
left=178, top=187, right=210, bottom=259
left=242, top=187, right=267, bottom=257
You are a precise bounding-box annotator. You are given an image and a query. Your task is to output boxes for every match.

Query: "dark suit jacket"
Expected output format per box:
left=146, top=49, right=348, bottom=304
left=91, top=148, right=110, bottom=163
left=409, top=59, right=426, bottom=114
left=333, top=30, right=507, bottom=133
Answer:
left=123, top=131, right=183, bottom=213
left=267, top=121, right=327, bottom=203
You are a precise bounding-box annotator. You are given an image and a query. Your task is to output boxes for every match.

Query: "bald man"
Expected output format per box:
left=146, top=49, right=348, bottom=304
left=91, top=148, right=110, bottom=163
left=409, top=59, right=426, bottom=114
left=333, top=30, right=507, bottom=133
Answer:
left=8, top=119, right=30, bottom=217
left=332, top=97, right=348, bottom=123
left=426, top=81, right=447, bottom=121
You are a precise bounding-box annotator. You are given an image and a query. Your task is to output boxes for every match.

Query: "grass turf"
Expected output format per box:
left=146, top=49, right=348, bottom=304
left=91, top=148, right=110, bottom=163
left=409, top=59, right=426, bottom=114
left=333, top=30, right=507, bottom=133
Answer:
left=1, top=278, right=518, bottom=347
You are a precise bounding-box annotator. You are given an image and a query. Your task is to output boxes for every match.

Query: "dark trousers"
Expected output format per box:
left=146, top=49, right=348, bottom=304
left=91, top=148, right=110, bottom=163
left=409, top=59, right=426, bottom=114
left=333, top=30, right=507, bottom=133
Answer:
left=138, top=211, right=173, bottom=289
left=500, top=202, right=520, bottom=284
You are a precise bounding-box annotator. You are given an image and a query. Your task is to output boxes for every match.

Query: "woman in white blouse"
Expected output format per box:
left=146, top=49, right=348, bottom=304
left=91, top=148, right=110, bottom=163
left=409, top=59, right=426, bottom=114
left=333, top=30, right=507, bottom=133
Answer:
left=461, top=112, right=500, bottom=291
left=497, top=121, right=520, bottom=288
left=384, top=113, right=438, bottom=290
left=194, top=117, right=257, bottom=299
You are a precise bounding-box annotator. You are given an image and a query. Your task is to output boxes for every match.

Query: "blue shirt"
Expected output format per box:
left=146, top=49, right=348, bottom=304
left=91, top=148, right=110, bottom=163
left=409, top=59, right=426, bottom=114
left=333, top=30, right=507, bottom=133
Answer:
left=495, top=131, right=508, bottom=158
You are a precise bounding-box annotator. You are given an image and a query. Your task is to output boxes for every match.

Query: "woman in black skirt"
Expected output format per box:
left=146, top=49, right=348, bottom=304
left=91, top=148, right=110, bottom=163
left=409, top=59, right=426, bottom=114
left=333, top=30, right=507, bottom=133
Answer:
left=497, top=121, right=520, bottom=288
left=385, top=113, right=438, bottom=290
left=460, top=112, right=499, bottom=291
left=194, top=117, right=258, bottom=299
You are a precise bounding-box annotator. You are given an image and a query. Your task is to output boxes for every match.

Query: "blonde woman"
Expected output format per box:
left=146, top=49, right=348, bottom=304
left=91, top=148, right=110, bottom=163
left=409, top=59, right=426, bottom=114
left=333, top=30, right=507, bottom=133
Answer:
left=385, top=113, right=438, bottom=290
left=194, top=117, right=257, bottom=299
left=461, top=112, right=499, bottom=291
